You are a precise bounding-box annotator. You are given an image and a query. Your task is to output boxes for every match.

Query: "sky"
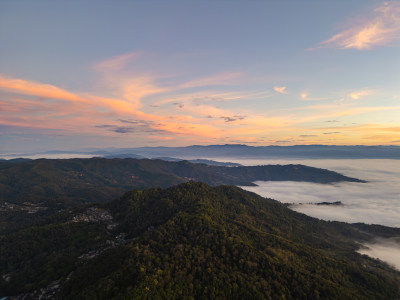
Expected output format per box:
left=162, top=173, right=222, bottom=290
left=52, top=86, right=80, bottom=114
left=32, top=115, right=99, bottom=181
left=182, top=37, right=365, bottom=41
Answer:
left=0, top=0, right=399, bottom=152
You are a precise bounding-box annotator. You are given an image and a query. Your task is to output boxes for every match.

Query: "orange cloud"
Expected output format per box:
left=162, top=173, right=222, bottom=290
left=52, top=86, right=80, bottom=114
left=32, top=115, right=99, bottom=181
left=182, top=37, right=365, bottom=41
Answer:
left=0, top=74, right=233, bottom=140
left=348, top=90, right=373, bottom=99
left=121, top=77, right=167, bottom=109
left=0, top=75, right=157, bottom=117
left=300, top=91, right=329, bottom=101
left=305, top=124, right=400, bottom=145
left=0, top=75, right=166, bottom=133
left=318, top=2, right=400, bottom=50
left=274, top=86, right=287, bottom=94
left=1, top=68, right=398, bottom=147
left=152, top=120, right=225, bottom=138
left=300, top=92, right=328, bottom=101
left=92, top=54, right=168, bottom=111
left=148, top=136, right=174, bottom=141
left=0, top=75, right=85, bottom=102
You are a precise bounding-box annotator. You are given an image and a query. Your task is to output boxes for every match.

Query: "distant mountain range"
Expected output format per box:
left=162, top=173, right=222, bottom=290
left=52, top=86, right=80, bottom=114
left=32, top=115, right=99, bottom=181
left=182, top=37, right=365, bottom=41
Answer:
left=3, top=144, right=399, bottom=159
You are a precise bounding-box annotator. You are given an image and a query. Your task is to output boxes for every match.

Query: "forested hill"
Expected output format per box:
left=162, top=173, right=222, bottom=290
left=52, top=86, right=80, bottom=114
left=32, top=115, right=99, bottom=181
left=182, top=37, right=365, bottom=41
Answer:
left=1, top=183, right=399, bottom=299
left=0, top=157, right=363, bottom=208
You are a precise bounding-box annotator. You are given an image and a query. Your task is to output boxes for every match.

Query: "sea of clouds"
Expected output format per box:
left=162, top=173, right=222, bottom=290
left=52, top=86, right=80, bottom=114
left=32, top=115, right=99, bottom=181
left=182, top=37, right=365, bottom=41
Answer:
left=216, top=158, right=400, bottom=228
left=206, top=157, right=400, bottom=270
left=357, top=238, right=400, bottom=271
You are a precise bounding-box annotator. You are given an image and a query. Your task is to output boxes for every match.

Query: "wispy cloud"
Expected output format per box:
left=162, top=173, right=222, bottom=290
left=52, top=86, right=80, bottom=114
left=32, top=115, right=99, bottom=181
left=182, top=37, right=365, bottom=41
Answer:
left=120, top=77, right=166, bottom=109
left=155, top=91, right=245, bottom=106
left=300, top=92, right=328, bottom=101
left=348, top=89, right=373, bottom=99
left=0, top=73, right=248, bottom=141
left=0, top=75, right=162, bottom=131
left=318, top=2, right=400, bottom=50
left=95, top=119, right=171, bottom=134
left=93, top=52, right=141, bottom=72
left=0, top=75, right=84, bottom=102
left=0, top=76, right=158, bottom=119
left=179, top=72, right=243, bottom=89
left=274, top=86, right=287, bottom=94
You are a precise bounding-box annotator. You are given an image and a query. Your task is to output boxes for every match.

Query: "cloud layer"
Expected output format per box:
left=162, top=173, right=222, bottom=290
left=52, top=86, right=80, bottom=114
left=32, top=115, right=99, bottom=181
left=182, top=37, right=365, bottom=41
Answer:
left=234, top=158, right=400, bottom=271
left=234, top=158, right=400, bottom=227
left=358, top=238, right=400, bottom=271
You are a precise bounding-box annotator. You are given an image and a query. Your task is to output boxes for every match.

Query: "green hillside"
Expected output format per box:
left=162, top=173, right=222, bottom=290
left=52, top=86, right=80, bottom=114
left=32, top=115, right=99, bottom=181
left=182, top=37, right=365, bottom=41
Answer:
left=2, top=183, right=399, bottom=299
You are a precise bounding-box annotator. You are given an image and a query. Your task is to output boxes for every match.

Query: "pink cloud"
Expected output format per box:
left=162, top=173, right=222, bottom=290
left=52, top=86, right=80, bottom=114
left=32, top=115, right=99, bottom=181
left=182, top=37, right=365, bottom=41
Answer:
left=274, top=86, right=287, bottom=94
left=0, top=75, right=85, bottom=102
left=300, top=92, right=328, bottom=101
left=348, top=89, right=373, bottom=99
left=318, top=2, right=400, bottom=50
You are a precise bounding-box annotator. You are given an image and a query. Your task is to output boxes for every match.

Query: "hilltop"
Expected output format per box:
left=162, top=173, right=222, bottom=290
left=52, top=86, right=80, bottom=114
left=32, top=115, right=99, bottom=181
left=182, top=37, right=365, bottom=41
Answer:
left=1, top=183, right=399, bottom=299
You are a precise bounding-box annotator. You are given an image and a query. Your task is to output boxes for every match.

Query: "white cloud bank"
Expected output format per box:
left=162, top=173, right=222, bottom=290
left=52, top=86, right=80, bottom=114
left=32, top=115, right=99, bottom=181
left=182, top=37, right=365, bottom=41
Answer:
left=358, top=238, right=400, bottom=271
left=222, top=158, right=400, bottom=228
left=230, top=158, right=400, bottom=270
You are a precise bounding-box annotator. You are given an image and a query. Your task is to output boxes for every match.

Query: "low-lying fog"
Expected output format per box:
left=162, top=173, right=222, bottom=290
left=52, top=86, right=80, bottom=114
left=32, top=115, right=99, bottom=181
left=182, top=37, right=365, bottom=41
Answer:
left=358, top=238, right=400, bottom=271
left=243, top=179, right=400, bottom=227
left=212, top=158, right=400, bottom=228
left=213, top=158, right=400, bottom=271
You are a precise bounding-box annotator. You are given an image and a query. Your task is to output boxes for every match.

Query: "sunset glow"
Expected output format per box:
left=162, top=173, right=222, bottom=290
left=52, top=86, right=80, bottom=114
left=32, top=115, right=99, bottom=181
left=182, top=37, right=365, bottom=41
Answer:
left=0, top=1, right=399, bottom=152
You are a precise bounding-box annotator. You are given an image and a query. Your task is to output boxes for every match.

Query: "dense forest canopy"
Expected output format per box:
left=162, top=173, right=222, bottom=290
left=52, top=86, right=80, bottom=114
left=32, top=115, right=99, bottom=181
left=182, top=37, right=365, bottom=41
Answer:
left=1, top=182, right=399, bottom=299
